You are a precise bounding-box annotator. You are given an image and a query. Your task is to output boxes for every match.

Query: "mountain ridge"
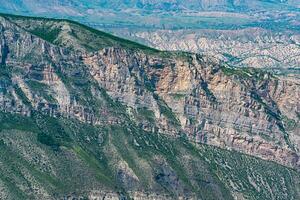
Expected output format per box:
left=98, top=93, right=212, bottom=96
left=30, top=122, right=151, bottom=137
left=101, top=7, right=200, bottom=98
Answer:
left=1, top=0, right=299, bottom=31
left=1, top=0, right=299, bottom=13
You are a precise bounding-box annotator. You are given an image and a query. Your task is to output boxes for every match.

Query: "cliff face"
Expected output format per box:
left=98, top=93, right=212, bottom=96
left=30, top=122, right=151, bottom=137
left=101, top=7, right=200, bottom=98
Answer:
left=0, top=14, right=300, bottom=199
left=1, top=15, right=300, bottom=169
left=83, top=47, right=300, bottom=170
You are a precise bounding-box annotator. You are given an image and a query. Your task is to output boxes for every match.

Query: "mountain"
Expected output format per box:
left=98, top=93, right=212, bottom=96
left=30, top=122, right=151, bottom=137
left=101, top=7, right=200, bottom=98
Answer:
left=0, top=13, right=300, bottom=199
left=115, top=28, right=300, bottom=70
left=1, top=0, right=299, bottom=72
left=1, top=0, right=299, bottom=12
left=0, top=0, right=299, bottom=31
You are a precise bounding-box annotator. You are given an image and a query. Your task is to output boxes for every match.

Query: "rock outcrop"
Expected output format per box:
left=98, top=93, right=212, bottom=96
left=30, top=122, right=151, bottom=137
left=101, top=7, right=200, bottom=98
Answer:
left=83, top=48, right=300, bottom=169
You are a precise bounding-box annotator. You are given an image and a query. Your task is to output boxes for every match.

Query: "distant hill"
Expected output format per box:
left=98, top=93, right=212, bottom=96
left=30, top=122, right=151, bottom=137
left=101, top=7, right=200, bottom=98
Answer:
left=0, top=0, right=299, bottom=13
left=0, top=0, right=299, bottom=31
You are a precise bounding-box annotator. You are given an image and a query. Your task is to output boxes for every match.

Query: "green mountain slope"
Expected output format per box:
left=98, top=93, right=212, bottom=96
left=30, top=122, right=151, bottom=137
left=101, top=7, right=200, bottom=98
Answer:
left=0, top=13, right=160, bottom=54
left=1, top=111, right=299, bottom=199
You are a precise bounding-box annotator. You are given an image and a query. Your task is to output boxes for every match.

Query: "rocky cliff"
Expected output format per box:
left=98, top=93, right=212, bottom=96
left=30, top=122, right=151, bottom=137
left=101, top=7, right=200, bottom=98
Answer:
left=83, top=47, right=300, bottom=169
left=0, top=14, right=300, bottom=199
left=2, top=12, right=300, bottom=170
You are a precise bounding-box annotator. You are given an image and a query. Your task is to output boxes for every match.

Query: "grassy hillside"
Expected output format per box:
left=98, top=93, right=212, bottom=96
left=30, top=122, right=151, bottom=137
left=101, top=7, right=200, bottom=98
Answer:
left=0, top=13, right=161, bottom=54
left=0, top=111, right=299, bottom=199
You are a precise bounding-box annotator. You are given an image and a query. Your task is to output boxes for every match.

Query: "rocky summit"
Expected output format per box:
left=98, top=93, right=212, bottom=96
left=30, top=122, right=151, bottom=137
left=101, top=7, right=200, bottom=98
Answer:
left=0, top=13, right=300, bottom=200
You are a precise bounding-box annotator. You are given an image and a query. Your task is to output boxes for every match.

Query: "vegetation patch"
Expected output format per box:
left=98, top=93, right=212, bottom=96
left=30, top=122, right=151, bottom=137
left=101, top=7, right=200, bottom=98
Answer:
left=26, top=80, right=56, bottom=103
left=33, top=113, right=72, bottom=148
left=37, top=132, right=60, bottom=150
left=72, top=145, right=115, bottom=188
left=137, top=107, right=156, bottom=122
left=200, top=81, right=217, bottom=103
left=221, top=65, right=268, bottom=80
left=13, top=85, right=31, bottom=106
left=153, top=94, right=180, bottom=126
left=29, top=26, right=61, bottom=44
left=282, top=116, right=297, bottom=131
left=0, top=112, right=37, bottom=132
left=170, top=93, right=186, bottom=100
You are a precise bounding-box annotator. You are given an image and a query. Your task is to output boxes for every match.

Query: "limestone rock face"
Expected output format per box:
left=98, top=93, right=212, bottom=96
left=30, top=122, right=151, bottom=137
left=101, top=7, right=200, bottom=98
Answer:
left=83, top=48, right=300, bottom=169
left=0, top=16, right=118, bottom=125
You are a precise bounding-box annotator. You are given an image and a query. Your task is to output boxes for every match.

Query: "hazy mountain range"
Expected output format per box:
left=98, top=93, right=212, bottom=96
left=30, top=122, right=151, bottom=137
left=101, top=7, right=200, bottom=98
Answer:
left=1, top=0, right=299, bottom=30
left=1, top=0, right=300, bottom=12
